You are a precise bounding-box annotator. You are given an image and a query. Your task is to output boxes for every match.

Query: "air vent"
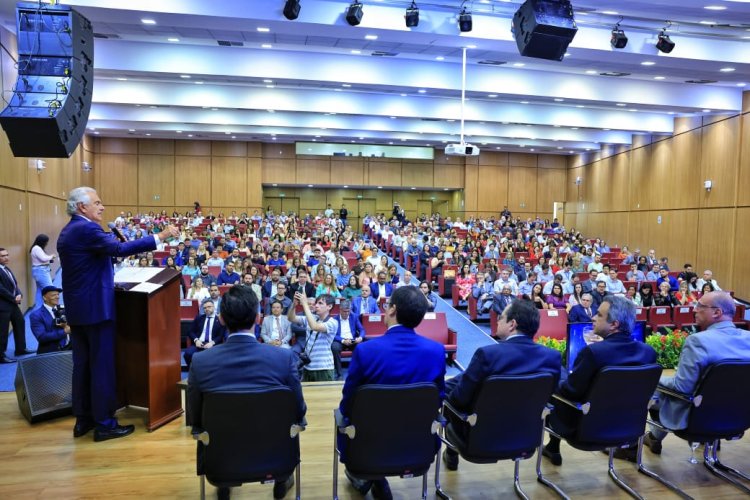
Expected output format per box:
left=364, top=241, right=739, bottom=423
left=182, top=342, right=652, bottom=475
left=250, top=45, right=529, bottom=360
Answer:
left=600, top=72, right=630, bottom=77
left=93, top=33, right=120, bottom=39
left=371, top=51, right=398, bottom=57
left=421, top=118, right=442, bottom=122
left=685, top=79, right=717, bottom=84
left=218, top=40, right=244, bottom=47
left=478, top=60, right=507, bottom=66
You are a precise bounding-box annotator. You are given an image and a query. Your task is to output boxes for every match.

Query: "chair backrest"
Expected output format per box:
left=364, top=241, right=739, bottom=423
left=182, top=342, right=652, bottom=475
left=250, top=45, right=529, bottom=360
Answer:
left=683, top=361, right=750, bottom=441
left=180, top=299, right=199, bottom=321
left=649, top=306, right=673, bottom=327
left=534, top=309, right=568, bottom=340
left=362, top=313, right=387, bottom=338
left=343, top=383, right=441, bottom=478
left=199, top=388, right=301, bottom=484
left=415, top=312, right=449, bottom=345
left=462, top=373, right=555, bottom=461
left=575, top=364, right=662, bottom=447
left=672, top=306, right=695, bottom=328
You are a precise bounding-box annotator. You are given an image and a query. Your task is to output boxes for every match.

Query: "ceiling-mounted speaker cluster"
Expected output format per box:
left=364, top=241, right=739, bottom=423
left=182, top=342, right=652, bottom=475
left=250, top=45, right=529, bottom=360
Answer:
left=512, top=0, right=578, bottom=62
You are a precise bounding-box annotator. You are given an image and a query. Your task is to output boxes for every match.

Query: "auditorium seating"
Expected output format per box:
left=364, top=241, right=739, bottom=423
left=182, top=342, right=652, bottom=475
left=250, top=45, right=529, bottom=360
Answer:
left=533, top=309, right=568, bottom=341
left=649, top=306, right=675, bottom=332
left=414, top=312, right=458, bottom=364
left=672, top=306, right=696, bottom=329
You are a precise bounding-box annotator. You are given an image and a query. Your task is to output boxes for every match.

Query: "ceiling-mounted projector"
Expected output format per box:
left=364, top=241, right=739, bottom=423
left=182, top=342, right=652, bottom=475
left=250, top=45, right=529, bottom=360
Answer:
left=445, top=143, right=480, bottom=156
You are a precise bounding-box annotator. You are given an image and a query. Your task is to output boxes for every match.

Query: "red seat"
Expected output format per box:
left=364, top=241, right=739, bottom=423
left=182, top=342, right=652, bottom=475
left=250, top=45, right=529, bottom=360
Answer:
left=153, top=250, right=169, bottom=261
left=490, top=309, right=498, bottom=337
left=635, top=306, right=648, bottom=322
left=208, top=266, right=222, bottom=277
left=414, top=312, right=457, bottom=364
left=673, top=306, right=696, bottom=329
left=362, top=313, right=387, bottom=339
left=576, top=272, right=590, bottom=282
left=648, top=306, right=674, bottom=331
left=218, top=285, right=232, bottom=296
left=438, top=265, right=458, bottom=297
left=733, top=304, right=748, bottom=329
left=180, top=299, right=199, bottom=322
left=534, top=309, right=568, bottom=341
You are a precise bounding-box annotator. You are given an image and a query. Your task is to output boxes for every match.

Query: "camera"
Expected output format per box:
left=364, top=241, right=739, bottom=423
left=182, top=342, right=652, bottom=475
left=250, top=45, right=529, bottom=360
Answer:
left=54, top=306, right=67, bottom=326
left=298, top=352, right=311, bottom=368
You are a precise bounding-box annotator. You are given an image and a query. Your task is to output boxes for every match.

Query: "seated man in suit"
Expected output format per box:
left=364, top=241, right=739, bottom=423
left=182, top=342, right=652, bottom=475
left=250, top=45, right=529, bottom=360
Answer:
left=369, top=271, right=394, bottom=303
left=351, top=285, right=379, bottom=318
left=331, top=299, right=365, bottom=380
left=567, top=293, right=597, bottom=323
left=184, top=299, right=227, bottom=368
left=491, top=284, right=516, bottom=316
left=542, top=295, right=656, bottom=466
left=262, top=268, right=286, bottom=299
left=287, top=269, right=315, bottom=299
left=264, top=282, right=292, bottom=315
left=29, top=286, right=70, bottom=354
left=642, top=291, right=750, bottom=457
left=338, top=286, right=446, bottom=499
left=443, top=298, right=562, bottom=470
left=260, top=300, right=293, bottom=348
left=188, top=285, right=305, bottom=500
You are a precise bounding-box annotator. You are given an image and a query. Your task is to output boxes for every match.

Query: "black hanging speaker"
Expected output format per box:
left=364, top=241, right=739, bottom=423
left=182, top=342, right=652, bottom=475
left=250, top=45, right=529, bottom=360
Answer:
left=15, top=351, right=73, bottom=423
left=512, top=0, right=577, bottom=62
left=0, top=2, right=94, bottom=158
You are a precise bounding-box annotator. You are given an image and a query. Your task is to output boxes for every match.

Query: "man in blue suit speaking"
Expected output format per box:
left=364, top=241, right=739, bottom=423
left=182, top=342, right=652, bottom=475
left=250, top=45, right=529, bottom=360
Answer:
left=58, top=187, right=179, bottom=442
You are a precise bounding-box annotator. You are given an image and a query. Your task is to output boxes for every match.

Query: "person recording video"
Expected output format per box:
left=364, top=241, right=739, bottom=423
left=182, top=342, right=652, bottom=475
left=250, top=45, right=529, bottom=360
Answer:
left=29, top=286, right=70, bottom=354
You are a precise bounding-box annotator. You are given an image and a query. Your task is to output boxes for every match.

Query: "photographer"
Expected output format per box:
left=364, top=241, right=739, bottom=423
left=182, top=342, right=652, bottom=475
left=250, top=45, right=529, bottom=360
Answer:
left=29, top=286, right=70, bottom=354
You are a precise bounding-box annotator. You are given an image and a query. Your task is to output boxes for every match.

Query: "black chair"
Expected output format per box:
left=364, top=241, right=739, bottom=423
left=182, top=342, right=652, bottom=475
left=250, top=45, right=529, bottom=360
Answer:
left=332, top=383, right=442, bottom=500
left=193, top=388, right=305, bottom=500
left=641, top=360, right=750, bottom=496
left=435, top=373, right=557, bottom=500
left=538, top=364, right=663, bottom=500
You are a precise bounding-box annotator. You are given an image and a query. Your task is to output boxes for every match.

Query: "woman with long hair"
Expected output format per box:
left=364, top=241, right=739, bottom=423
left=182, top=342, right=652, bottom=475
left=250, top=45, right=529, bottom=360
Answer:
left=526, top=283, right=549, bottom=310
left=420, top=282, right=438, bottom=312
left=546, top=283, right=566, bottom=309
left=186, top=276, right=210, bottom=302
left=455, top=263, right=475, bottom=302
left=316, top=274, right=341, bottom=298
left=675, top=280, right=698, bottom=306
left=29, top=234, right=55, bottom=309
left=639, top=282, right=655, bottom=307
left=567, top=282, right=585, bottom=312
left=181, top=255, right=200, bottom=280
left=341, top=274, right=362, bottom=299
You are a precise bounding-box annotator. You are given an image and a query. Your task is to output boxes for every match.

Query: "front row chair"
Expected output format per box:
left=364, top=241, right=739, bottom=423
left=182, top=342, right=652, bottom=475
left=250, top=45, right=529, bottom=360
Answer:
left=538, top=364, right=663, bottom=500
left=193, top=388, right=306, bottom=500
left=332, top=383, right=442, bottom=500
left=640, top=360, right=750, bottom=496
left=435, top=373, right=557, bottom=500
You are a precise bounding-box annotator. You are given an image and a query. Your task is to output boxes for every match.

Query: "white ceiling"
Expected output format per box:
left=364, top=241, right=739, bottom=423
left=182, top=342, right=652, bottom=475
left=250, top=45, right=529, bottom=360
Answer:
left=1, top=0, right=748, bottom=155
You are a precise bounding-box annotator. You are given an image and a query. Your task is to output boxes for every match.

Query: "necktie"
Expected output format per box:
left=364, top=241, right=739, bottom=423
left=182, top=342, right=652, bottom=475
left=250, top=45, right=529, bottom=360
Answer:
left=275, top=317, right=282, bottom=340
left=202, top=316, right=213, bottom=343
left=586, top=308, right=592, bottom=318
left=3, top=266, right=17, bottom=293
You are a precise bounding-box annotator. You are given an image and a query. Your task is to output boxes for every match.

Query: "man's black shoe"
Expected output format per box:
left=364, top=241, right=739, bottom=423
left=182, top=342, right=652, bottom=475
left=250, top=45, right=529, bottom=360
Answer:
left=609, top=446, right=638, bottom=463
left=542, top=444, right=562, bottom=466
left=273, top=475, right=294, bottom=499
left=371, top=478, right=393, bottom=500
left=643, top=432, right=662, bottom=455
left=73, top=421, right=95, bottom=438
left=93, top=424, right=135, bottom=442
left=0, top=355, right=16, bottom=364
left=442, top=449, right=459, bottom=471
left=345, top=469, right=372, bottom=495
left=14, top=349, right=35, bottom=356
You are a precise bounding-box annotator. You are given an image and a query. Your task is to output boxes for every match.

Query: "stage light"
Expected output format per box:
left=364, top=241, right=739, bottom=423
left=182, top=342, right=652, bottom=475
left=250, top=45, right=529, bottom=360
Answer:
left=610, top=24, right=628, bottom=49
left=346, top=2, right=363, bottom=26
left=405, top=1, right=419, bottom=28
left=656, top=32, right=675, bottom=53
left=458, top=7, right=472, bottom=32
left=283, top=0, right=301, bottom=20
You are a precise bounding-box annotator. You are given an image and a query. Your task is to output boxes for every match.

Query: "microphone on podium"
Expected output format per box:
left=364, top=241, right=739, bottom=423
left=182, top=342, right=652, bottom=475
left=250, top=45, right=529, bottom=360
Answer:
left=107, top=222, right=127, bottom=243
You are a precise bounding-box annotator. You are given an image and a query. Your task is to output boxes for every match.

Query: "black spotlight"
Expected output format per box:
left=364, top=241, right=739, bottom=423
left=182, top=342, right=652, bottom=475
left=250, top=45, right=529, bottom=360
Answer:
left=405, top=1, right=419, bottom=28
left=656, top=31, right=675, bottom=53
left=610, top=28, right=628, bottom=49
left=458, top=7, right=472, bottom=32
left=346, top=2, right=363, bottom=26
left=283, top=0, right=301, bottom=20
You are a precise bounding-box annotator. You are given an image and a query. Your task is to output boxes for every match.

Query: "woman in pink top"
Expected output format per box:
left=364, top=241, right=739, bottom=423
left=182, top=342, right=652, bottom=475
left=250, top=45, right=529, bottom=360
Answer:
left=455, top=264, right=476, bottom=301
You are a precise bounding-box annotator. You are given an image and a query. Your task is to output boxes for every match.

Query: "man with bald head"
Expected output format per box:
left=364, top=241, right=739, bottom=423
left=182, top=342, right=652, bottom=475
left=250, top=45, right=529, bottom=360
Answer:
left=642, top=291, right=750, bottom=456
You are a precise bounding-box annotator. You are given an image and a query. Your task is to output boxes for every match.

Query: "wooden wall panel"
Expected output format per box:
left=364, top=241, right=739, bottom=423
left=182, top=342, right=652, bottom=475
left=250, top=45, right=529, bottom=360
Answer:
left=610, top=153, right=629, bottom=212
left=211, top=157, right=247, bottom=207
left=507, top=166, right=537, bottom=212
left=738, top=114, right=750, bottom=207
left=0, top=134, right=26, bottom=191
left=98, top=154, right=138, bottom=206
left=402, top=162, right=434, bottom=188
left=648, top=140, right=672, bottom=211
left=247, top=142, right=262, bottom=158
left=671, top=130, right=702, bottom=209
left=100, top=138, right=138, bottom=155
left=477, top=151, right=508, bottom=166
left=263, top=143, right=295, bottom=159
left=331, top=158, right=365, bottom=186
left=629, top=145, right=651, bottom=211
left=590, top=157, right=613, bottom=213
left=476, top=165, right=508, bottom=213
left=0, top=188, right=29, bottom=308
left=464, top=163, right=478, bottom=212
left=138, top=155, right=175, bottom=207
left=537, top=169, right=566, bottom=214
left=296, top=158, right=331, bottom=185
left=733, top=207, right=750, bottom=299
left=368, top=160, right=401, bottom=187
left=696, top=208, right=735, bottom=290
left=247, top=158, right=263, bottom=209
left=700, top=117, right=739, bottom=208
left=212, top=141, right=247, bottom=157
left=650, top=209, right=699, bottom=270
left=538, top=155, right=566, bottom=169
left=433, top=162, right=463, bottom=188
left=175, top=140, right=211, bottom=156
left=139, top=139, right=174, bottom=155
left=262, top=158, right=295, bottom=184
left=566, top=167, right=584, bottom=214
left=509, top=153, right=537, bottom=168
left=174, top=156, right=211, bottom=207
left=298, top=187, right=328, bottom=213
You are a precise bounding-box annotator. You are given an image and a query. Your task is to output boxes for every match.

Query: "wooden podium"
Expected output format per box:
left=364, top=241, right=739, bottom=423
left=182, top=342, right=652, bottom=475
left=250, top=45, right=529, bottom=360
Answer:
left=114, top=268, right=183, bottom=431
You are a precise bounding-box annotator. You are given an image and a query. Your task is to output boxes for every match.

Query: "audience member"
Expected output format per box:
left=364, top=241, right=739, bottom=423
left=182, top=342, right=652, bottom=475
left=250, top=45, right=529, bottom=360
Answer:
left=331, top=300, right=365, bottom=380
left=260, top=300, right=293, bottom=348
left=29, top=286, right=69, bottom=354
left=0, top=247, right=32, bottom=362
left=287, top=291, right=338, bottom=382
left=184, top=299, right=226, bottom=368
left=567, top=293, right=596, bottom=323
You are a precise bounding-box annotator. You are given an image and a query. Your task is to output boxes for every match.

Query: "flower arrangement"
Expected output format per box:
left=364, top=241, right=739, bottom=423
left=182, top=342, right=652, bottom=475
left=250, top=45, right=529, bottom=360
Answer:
left=645, top=328, right=691, bottom=368
left=535, top=336, right=567, bottom=365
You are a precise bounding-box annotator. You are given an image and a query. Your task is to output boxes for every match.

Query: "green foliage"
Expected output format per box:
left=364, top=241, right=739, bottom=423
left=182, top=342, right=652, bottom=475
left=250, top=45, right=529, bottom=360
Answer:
left=535, top=336, right=567, bottom=366
left=645, top=328, right=691, bottom=369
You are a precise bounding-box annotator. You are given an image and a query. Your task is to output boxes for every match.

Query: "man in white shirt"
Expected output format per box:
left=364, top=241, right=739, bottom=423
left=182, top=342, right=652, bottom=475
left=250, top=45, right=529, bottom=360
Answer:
left=493, top=269, right=519, bottom=296
left=397, top=270, right=417, bottom=288
left=696, top=269, right=722, bottom=291
left=605, top=269, right=627, bottom=295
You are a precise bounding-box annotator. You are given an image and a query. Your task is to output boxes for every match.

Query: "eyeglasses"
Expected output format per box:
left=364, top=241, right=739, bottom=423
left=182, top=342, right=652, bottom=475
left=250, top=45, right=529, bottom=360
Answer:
left=694, top=302, right=720, bottom=310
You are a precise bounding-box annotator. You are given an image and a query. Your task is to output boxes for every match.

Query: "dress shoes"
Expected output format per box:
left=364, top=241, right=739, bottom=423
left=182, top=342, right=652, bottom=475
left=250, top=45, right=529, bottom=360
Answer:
left=643, top=432, right=662, bottom=455
left=73, top=421, right=96, bottom=438
left=345, top=469, right=372, bottom=495
left=0, top=355, right=16, bottom=364
left=14, top=348, right=36, bottom=356
left=542, top=444, right=563, bottom=466
left=93, top=424, right=135, bottom=442
left=609, top=446, right=638, bottom=463
left=442, top=449, right=459, bottom=471
left=273, top=475, right=294, bottom=499
left=371, top=478, right=393, bottom=500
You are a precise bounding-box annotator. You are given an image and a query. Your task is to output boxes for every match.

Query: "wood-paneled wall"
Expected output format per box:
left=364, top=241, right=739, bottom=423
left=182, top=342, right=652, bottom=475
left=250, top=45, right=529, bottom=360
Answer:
left=567, top=107, right=750, bottom=299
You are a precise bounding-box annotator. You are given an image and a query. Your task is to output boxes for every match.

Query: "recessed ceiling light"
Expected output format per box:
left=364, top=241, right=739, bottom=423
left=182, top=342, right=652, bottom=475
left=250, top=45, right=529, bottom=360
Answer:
left=488, top=94, right=498, bottom=98
left=410, top=187, right=416, bottom=190
left=738, top=82, right=747, bottom=87
left=141, top=19, right=156, bottom=25
left=145, top=133, right=151, bottom=136
left=390, top=116, right=396, bottom=119
left=571, top=127, right=578, bottom=130
left=703, top=109, right=712, bottom=113
left=436, top=56, right=445, bottom=61
left=167, top=37, right=179, bottom=42
left=263, top=79, right=273, bottom=83
left=377, top=186, right=383, bottom=189
left=400, top=93, right=407, bottom=97
left=629, top=109, right=638, bottom=112
left=466, top=44, right=477, bottom=49
left=616, top=103, right=626, bottom=106
left=334, top=88, right=342, bottom=92
left=261, top=44, right=273, bottom=48
left=654, top=76, right=666, bottom=80
left=180, top=75, right=191, bottom=79
left=342, top=83, right=351, bottom=87
left=351, top=50, right=361, bottom=54
left=266, top=84, right=275, bottom=88
left=641, top=61, right=656, bottom=66
left=513, top=62, right=525, bottom=67
left=554, top=98, right=564, bottom=102
left=520, top=101, right=529, bottom=104
left=365, top=34, right=378, bottom=40
left=194, top=81, right=204, bottom=85
left=704, top=5, right=727, bottom=10
left=187, top=134, right=193, bottom=137
left=576, top=105, right=585, bottom=108
left=343, top=185, right=349, bottom=188
left=257, top=27, right=270, bottom=32
left=176, top=130, right=182, bottom=134
left=600, top=10, right=619, bottom=15
left=418, top=89, right=426, bottom=93
left=128, top=129, right=135, bottom=132
left=720, top=67, right=736, bottom=72
left=700, top=20, right=717, bottom=25
left=116, top=77, right=127, bottom=81
left=308, top=184, right=313, bottom=188
left=564, top=52, right=571, bottom=57
left=585, top=70, right=597, bottom=75
left=225, top=132, right=231, bottom=135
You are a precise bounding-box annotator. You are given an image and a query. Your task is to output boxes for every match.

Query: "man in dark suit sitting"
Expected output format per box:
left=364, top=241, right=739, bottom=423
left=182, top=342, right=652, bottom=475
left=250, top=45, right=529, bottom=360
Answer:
left=184, top=299, right=226, bottom=368
left=287, top=270, right=314, bottom=299
left=331, top=299, right=365, bottom=380
left=351, top=285, right=379, bottom=318
left=29, top=286, right=70, bottom=354
left=567, top=293, right=597, bottom=323
left=369, top=271, right=394, bottom=302
left=542, top=295, right=656, bottom=466
left=443, top=298, right=562, bottom=470
left=188, top=285, right=305, bottom=500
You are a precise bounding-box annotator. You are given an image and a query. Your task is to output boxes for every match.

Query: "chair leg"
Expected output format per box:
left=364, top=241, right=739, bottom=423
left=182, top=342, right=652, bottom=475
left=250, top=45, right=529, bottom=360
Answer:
left=422, top=470, right=428, bottom=500
left=332, top=421, right=339, bottom=500
left=295, top=463, right=301, bottom=500
left=709, top=440, right=750, bottom=482
left=607, top=448, right=644, bottom=500
left=435, top=445, right=450, bottom=500
left=513, top=458, right=529, bottom=500
left=635, top=435, right=693, bottom=500
left=703, top=441, right=750, bottom=495
left=199, top=475, right=205, bottom=500
left=535, top=443, right=569, bottom=500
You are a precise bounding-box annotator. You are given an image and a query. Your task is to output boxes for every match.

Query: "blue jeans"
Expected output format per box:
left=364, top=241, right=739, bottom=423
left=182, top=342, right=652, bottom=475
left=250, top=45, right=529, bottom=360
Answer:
left=31, top=265, right=53, bottom=309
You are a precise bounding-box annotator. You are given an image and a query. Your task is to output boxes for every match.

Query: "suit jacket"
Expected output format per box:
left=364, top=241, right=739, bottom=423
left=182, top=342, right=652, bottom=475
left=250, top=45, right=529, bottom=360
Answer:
left=448, top=335, right=562, bottom=412
left=339, top=325, right=446, bottom=419
left=659, top=321, right=750, bottom=430
left=29, top=306, right=67, bottom=354
left=334, top=313, right=365, bottom=342
left=265, top=295, right=292, bottom=315
left=550, top=332, right=656, bottom=437
left=568, top=304, right=596, bottom=323
left=57, top=214, right=157, bottom=325
left=369, top=282, right=394, bottom=300
left=260, top=314, right=293, bottom=345
left=287, top=281, right=314, bottom=299
left=0, top=265, right=22, bottom=311
left=187, top=334, right=306, bottom=432
left=491, top=294, right=516, bottom=315
left=189, top=314, right=227, bottom=345
left=351, top=295, right=379, bottom=317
